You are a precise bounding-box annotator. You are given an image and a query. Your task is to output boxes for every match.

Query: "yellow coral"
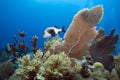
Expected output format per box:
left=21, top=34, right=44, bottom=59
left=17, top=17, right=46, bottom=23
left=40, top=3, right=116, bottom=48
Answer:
left=13, top=50, right=81, bottom=80
left=44, top=52, right=72, bottom=75
left=36, top=52, right=81, bottom=80
left=93, top=62, right=104, bottom=69
left=44, top=36, right=62, bottom=51
left=15, top=49, right=44, bottom=79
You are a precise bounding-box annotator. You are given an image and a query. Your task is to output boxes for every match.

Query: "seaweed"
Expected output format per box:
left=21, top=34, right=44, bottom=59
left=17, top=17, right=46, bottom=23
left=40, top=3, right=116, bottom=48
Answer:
left=89, top=29, right=119, bottom=71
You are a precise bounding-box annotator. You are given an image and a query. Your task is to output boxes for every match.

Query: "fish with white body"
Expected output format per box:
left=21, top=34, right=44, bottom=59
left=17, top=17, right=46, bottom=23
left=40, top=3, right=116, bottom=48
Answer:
left=43, top=26, right=65, bottom=38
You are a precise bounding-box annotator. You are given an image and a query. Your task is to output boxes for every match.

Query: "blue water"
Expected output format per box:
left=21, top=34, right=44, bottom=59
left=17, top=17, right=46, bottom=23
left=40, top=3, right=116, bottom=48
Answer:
left=0, top=0, right=120, bottom=54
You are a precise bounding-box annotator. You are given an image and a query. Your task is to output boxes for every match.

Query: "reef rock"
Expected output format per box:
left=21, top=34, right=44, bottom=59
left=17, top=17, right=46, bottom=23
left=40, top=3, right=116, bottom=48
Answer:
left=0, top=60, right=14, bottom=80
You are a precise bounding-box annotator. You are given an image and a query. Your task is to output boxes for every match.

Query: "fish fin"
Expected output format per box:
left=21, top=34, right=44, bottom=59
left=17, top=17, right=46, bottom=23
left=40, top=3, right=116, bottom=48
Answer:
left=54, top=26, right=58, bottom=28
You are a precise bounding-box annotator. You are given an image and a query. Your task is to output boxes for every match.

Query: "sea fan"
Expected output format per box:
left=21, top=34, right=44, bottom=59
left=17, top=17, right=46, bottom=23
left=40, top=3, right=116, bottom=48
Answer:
left=89, top=29, right=119, bottom=71
left=93, top=28, right=105, bottom=43
left=62, top=5, right=103, bottom=59
left=48, top=5, right=103, bottom=59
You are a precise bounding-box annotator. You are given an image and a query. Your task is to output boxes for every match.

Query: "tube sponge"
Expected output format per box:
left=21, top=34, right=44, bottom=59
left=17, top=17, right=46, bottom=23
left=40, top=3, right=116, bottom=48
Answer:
left=60, top=5, right=103, bottom=59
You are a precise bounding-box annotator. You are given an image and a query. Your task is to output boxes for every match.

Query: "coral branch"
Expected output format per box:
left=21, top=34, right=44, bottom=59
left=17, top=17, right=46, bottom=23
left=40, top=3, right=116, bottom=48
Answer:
left=31, top=35, right=39, bottom=53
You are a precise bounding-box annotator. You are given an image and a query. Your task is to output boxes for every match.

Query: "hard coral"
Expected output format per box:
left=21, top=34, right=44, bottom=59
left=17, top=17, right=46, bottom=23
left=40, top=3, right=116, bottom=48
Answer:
left=93, top=62, right=104, bottom=69
left=36, top=52, right=81, bottom=80
left=10, top=50, right=81, bottom=80
left=31, top=35, right=39, bottom=53
left=44, top=36, right=63, bottom=53
left=15, top=50, right=44, bottom=80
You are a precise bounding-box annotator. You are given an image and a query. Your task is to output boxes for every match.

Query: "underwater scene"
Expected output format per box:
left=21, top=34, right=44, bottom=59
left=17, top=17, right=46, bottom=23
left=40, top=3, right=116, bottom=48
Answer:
left=0, top=0, right=120, bottom=80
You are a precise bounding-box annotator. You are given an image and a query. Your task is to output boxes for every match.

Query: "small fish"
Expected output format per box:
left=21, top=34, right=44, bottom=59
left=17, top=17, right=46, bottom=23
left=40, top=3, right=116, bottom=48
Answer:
left=43, top=26, right=65, bottom=38
left=5, top=43, right=11, bottom=52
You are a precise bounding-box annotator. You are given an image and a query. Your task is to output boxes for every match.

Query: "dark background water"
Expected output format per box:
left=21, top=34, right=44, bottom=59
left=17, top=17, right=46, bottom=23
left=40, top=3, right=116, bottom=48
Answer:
left=0, top=0, right=120, bottom=54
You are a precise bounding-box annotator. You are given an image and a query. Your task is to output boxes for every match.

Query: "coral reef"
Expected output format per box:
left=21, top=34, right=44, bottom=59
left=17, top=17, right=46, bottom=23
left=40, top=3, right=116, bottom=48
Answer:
left=10, top=50, right=81, bottom=80
left=44, top=36, right=63, bottom=53
left=9, top=50, right=120, bottom=80
left=14, top=50, right=44, bottom=80
left=7, top=5, right=120, bottom=80
left=9, top=30, right=40, bottom=57
left=46, top=5, right=103, bottom=59
left=37, top=52, right=81, bottom=80
left=0, top=60, right=14, bottom=80
left=16, top=30, right=28, bottom=54
left=9, top=30, right=28, bottom=56
left=78, top=54, right=120, bottom=80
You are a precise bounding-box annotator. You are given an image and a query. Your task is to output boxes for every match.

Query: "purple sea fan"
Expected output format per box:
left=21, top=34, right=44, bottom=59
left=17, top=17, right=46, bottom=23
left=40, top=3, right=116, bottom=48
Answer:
left=89, top=29, right=119, bottom=71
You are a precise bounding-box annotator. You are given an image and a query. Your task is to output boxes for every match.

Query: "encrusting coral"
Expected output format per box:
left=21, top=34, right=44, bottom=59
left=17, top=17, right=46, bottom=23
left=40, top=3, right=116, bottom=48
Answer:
left=47, top=5, right=103, bottom=59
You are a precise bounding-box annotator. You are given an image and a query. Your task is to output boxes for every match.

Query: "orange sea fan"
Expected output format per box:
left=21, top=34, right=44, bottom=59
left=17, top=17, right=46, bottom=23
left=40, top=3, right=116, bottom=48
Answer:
left=62, top=5, right=103, bottom=59
left=49, top=5, right=103, bottom=59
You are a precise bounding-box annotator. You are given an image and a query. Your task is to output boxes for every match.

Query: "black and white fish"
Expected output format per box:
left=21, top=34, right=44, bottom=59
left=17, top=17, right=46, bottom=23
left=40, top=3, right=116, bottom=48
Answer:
left=43, top=26, right=65, bottom=38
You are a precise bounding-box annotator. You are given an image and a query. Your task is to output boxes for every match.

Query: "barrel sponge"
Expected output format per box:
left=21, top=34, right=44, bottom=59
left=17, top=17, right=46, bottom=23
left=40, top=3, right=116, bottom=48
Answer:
left=61, top=5, right=103, bottom=59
